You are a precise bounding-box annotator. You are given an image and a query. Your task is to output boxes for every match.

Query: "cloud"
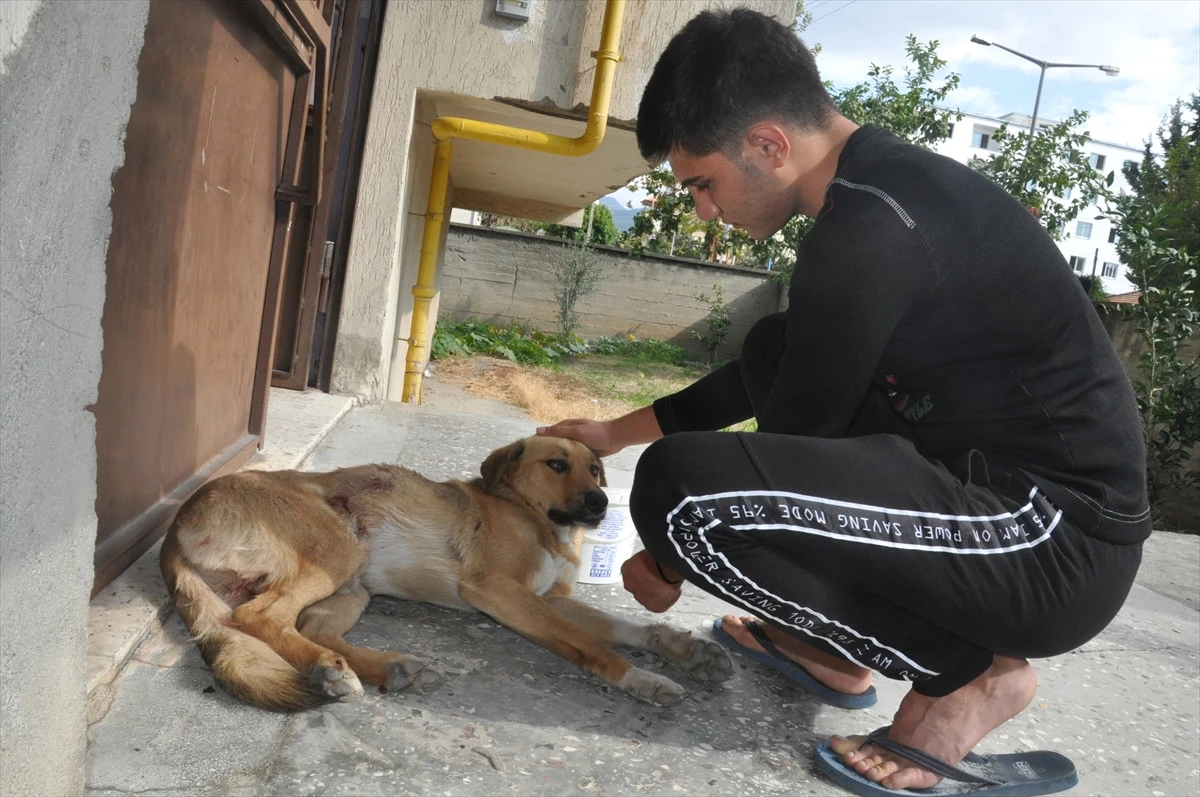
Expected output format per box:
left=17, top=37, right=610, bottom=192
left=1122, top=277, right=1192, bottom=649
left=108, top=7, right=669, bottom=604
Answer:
left=945, top=85, right=1006, bottom=119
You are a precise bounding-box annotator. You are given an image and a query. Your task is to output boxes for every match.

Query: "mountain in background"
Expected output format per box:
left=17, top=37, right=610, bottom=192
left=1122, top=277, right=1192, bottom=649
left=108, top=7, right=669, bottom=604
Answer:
left=598, top=195, right=639, bottom=232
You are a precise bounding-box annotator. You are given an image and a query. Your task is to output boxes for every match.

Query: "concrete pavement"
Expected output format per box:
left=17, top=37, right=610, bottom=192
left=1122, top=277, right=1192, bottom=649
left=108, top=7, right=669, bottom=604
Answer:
left=84, top=375, right=1200, bottom=796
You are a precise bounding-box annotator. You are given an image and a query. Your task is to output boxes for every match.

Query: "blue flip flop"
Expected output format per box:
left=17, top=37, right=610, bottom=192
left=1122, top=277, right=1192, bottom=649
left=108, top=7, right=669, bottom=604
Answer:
left=711, top=618, right=877, bottom=709
left=813, top=725, right=1079, bottom=796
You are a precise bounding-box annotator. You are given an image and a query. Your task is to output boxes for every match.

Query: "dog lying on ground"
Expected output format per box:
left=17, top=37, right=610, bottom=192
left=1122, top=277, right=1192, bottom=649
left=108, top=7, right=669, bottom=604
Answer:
left=160, top=435, right=733, bottom=711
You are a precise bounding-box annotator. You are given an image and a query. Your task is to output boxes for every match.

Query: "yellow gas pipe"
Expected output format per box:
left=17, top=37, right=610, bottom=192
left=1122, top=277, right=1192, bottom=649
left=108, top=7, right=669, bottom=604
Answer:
left=398, top=0, right=627, bottom=403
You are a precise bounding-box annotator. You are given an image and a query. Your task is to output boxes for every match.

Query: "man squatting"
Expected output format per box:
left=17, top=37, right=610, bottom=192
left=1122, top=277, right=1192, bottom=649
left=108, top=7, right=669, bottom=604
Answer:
left=539, top=8, right=1148, bottom=794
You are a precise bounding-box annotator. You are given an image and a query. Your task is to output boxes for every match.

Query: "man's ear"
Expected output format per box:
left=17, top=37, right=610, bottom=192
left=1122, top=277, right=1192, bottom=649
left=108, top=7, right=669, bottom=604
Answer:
left=744, top=122, right=791, bottom=168
left=480, top=441, right=524, bottom=490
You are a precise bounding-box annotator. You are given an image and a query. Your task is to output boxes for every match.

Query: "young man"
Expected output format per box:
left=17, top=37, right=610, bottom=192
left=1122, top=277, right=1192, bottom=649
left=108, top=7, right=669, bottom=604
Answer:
left=538, top=8, right=1149, bottom=797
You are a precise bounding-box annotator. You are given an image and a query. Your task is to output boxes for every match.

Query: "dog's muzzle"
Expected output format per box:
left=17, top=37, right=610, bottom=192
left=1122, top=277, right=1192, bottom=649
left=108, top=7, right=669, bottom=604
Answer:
left=549, top=489, right=608, bottom=528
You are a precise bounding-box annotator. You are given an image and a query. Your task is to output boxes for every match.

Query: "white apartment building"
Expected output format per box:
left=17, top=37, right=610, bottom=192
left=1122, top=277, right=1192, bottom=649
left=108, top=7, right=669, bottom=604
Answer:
left=932, top=111, right=1143, bottom=296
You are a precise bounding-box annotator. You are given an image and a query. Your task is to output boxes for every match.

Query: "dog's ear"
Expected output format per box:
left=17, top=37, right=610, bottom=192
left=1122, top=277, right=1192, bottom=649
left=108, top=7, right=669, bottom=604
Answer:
left=593, top=452, right=607, bottom=487
left=480, top=440, right=524, bottom=491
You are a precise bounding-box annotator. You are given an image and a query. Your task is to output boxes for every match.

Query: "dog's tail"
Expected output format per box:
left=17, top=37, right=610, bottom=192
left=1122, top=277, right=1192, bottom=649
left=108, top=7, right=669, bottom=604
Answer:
left=160, top=533, right=335, bottom=712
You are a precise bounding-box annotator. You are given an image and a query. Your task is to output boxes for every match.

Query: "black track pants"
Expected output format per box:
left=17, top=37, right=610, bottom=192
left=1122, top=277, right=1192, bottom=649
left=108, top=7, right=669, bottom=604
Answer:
left=629, top=430, right=1142, bottom=696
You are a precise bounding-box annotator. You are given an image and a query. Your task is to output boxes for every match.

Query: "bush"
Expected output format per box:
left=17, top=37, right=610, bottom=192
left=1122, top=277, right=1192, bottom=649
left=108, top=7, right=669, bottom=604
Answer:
left=431, top=320, right=579, bottom=366
left=585, top=334, right=691, bottom=365
left=432, top=321, right=692, bottom=368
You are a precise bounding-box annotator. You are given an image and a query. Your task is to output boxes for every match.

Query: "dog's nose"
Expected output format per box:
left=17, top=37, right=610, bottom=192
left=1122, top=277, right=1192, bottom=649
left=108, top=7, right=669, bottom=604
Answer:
left=585, top=490, right=608, bottom=514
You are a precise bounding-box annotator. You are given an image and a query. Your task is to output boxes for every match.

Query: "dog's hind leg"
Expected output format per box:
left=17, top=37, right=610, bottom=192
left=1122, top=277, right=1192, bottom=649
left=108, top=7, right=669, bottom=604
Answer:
left=544, top=595, right=734, bottom=685
left=230, top=564, right=365, bottom=701
left=298, top=580, right=440, bottom=693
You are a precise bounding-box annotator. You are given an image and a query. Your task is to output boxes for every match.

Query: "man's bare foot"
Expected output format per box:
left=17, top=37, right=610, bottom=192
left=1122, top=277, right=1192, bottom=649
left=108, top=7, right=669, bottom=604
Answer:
left=719, top=615, right=873, bottom=696
left=829, top=655, right=1038, bottom=790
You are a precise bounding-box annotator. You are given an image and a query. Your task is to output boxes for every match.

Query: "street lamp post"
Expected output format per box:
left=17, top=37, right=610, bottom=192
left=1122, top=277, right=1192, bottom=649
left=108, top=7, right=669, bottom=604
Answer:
left=970, top=36, right=1119, bottom=135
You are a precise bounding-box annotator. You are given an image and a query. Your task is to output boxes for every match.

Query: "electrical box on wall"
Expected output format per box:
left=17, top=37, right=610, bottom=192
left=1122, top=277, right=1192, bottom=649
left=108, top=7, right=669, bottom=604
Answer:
left=494, top=0, right=532, bottom=22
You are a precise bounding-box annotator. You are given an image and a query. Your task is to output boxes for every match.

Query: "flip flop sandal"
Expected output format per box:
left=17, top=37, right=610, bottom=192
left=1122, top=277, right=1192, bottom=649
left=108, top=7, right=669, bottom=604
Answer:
left=712, top=618, right=878, bottom=709
left=813, top=725, right=1079, bottom=796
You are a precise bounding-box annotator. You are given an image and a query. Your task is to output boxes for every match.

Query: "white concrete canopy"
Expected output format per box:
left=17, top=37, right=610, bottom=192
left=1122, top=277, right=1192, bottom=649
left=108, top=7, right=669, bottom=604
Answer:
left=420, top=91, right=647, bottom=223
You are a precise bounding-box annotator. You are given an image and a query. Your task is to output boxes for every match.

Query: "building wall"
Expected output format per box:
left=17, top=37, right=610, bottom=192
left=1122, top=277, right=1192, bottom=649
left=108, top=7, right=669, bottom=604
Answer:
left=330, top=0, right=794, bottom=401
left=0, top=2, right=148, bottom=795
left=439, top=224, right=783, bottom=360
left=932, top=111, right=1142, bottom=295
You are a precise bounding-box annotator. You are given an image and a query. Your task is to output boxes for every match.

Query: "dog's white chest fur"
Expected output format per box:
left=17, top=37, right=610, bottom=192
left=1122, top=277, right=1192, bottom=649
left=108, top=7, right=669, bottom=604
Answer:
left=530, top=525, right=579, bottom=595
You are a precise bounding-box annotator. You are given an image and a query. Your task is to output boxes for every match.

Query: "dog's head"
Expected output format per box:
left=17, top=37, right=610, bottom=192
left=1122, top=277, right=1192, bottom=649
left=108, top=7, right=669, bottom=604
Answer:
left=479, top=435, right=608, bottom=527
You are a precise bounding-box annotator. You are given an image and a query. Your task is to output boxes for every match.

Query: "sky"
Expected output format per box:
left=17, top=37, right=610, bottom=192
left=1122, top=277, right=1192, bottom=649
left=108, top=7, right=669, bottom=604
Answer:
left=610, top=0, right=1199, bottom=206
left=804, top=0, right=1198, bottom=149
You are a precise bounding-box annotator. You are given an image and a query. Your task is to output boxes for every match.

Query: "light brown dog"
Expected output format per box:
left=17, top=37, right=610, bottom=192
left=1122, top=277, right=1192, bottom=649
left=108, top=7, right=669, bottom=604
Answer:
left=160, top=435, right=732, bottom=711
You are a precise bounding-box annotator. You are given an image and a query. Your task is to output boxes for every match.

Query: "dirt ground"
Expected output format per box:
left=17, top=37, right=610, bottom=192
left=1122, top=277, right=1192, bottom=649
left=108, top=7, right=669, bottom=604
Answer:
left=430, top=354, right=634, bottom=424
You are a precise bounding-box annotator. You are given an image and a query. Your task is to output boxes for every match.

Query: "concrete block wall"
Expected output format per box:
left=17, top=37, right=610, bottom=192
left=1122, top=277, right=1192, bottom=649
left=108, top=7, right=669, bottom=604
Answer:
left=438, top=224, right=784, bottom=361
left=1102, top=311, right=1200, bottom=530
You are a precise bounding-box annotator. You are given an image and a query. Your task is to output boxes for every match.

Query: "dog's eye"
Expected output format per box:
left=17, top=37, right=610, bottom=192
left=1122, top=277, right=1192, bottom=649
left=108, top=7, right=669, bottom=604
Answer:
left=589, top=465, right=601, bottom=479
left=547, top=459, right=568, bottom=473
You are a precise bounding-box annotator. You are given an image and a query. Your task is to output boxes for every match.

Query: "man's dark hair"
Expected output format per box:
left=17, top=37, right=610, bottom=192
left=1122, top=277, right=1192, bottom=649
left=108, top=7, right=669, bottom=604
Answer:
left=636, top=8, right=834, bottom=162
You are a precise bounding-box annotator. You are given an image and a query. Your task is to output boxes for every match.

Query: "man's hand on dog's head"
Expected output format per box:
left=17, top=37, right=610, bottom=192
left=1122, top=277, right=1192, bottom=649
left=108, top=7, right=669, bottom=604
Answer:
left=537, top=418, right=622, bottom=457
left=622, top=550, right=683, bottom=613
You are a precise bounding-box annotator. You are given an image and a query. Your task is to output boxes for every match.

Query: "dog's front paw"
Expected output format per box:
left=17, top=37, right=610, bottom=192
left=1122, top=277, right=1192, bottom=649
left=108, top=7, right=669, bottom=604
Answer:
left=644, top=624, right=734, bottom=683
left=310, top=661, right=364, bottom=700
left=618, top=668, right=686, bottom=707
left=384, top=655, right=441, bottom=693
left=680, top=637, right=734, bottom=683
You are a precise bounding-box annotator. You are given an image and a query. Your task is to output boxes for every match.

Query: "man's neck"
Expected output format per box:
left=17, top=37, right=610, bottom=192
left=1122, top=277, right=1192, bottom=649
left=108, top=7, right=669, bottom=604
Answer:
left=790, top=115, right=859, bottom=217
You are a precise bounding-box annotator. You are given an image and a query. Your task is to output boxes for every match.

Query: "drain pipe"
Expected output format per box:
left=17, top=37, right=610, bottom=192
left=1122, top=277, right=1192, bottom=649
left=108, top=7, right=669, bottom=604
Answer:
left=394, top=0, right=627, bottom=403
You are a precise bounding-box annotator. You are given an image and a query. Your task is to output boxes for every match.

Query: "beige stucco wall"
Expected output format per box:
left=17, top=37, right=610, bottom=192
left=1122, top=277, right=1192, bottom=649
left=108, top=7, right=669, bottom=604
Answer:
left=0, top=2, right=148, bottom=794
left=330, top=0, right=794, bottom=401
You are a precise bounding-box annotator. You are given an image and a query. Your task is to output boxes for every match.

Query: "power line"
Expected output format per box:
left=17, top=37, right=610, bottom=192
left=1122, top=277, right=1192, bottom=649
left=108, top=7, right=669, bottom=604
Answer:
left=812, top=0, right=859, bottom=24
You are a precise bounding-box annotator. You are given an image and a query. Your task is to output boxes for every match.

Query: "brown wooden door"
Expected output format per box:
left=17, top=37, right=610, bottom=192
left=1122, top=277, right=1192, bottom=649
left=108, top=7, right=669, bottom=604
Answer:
left=92, top=0, right=331, bottom=594
left=270, top=0, right=383, bottom=390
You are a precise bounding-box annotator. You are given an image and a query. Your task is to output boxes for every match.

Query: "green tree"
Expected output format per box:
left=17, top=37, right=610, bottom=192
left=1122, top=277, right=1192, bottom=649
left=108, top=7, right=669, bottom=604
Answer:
left=550, top=239, right=604, bottom=337
left=543, top=203, right=620, bottom=246
left=693, top=283, right=732, bottom=364
left=968, top=110, right=1115, bottom=240
left=618, top=164, right=709, bottom=259
left=1121, top=94, right=1200, bottom=306
left=1107, top=97, right=1200, bottom=515
left=1113, top=205, right=1199, bottom=510
left=830, top=36, right=962, bottom=147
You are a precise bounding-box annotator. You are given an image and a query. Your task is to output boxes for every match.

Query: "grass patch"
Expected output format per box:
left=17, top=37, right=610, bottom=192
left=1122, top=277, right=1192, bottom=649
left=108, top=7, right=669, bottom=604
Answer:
left=431, top=320, right=755, bottom=429
left=558, top=355, right=707, bottom=408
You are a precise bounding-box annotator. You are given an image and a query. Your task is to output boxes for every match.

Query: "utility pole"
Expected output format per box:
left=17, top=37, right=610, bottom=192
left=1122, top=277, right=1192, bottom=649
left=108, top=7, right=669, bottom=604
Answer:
left=970, top=36, right=1119, bottom=136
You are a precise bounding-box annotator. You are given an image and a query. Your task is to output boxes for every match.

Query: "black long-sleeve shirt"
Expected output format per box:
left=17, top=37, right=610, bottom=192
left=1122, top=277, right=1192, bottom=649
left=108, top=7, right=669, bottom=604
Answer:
left=654, top=126, right=1150, bottom=544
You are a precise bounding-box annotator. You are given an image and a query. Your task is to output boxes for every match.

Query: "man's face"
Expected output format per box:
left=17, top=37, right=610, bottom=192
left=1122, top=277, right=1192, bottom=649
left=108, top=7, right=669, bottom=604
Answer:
left=668, top=146, right=791, bottom=240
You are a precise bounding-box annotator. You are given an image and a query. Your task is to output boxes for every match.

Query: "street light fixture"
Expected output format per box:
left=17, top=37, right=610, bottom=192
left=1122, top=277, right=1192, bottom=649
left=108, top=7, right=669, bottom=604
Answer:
left=970, top=35, right=1120, bottom=135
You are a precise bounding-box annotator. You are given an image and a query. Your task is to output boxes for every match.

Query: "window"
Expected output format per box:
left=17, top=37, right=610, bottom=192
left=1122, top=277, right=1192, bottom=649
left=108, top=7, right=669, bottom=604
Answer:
left=1089, top=153, right=1107, bottom=170
left=1102, top=262, right=1119, bottom=278
left=1075, top=221, right=1093, bottom=239
left=972, top=129, right=994, bottom=149
left=1061, top=186, right=1073, bottom=200
left=1069, top=256, right=1088, bottom=272
left=1108, top=228, right=1119, bottom=244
